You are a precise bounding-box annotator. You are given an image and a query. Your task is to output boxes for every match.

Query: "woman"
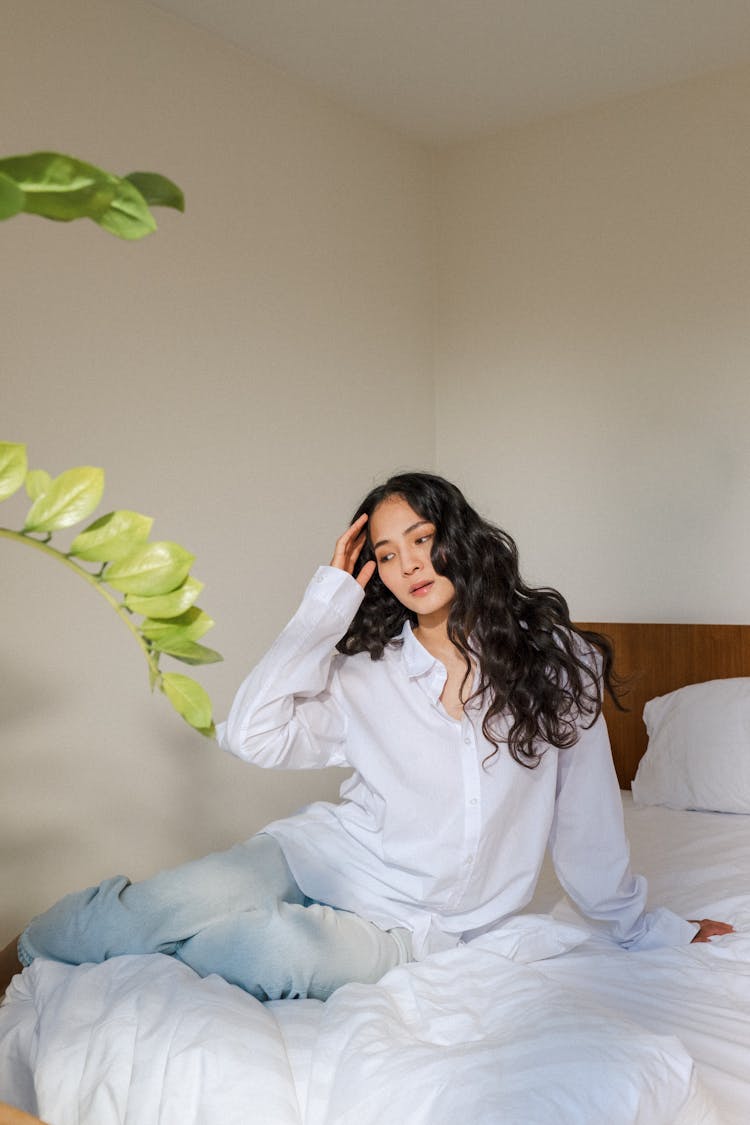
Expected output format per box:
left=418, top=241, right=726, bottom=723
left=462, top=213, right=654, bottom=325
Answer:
left=0, top=472, right=730, bottom=1000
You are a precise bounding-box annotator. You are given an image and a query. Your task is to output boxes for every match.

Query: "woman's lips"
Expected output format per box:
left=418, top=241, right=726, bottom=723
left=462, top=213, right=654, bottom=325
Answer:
left=410, top=580, right=434, bottom=596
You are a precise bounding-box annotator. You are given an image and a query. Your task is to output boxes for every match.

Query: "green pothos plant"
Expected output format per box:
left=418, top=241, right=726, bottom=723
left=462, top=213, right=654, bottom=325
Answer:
left=0, top=442, right=220, bottom=736
left=0, top=151, right=184, bottom=238
left=2, top=152, right=218, bottom=733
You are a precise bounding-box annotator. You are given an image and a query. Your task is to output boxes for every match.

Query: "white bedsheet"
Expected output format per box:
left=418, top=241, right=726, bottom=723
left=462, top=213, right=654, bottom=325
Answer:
left=528, top=796, right=750, bottom=1125
left=1, top=797, right=746, bottom=1124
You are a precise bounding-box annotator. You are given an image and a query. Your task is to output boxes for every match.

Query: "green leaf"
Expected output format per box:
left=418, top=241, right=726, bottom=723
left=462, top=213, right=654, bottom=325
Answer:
left=104, top=541, right=195, bottom=595
left=140, top=607, right=214, bottom=647
left=160, top=638, right=223, bottom=666
left=69, top=509, right=153, bottom=562
left=161, top=672, right=214, bottom=733
left=124, top=577, right=204, bottom=619
left=0, top=153, right=183, bottom=239
left=0, top=172, right=24, bottom=220
left=95, top=177, right=157, bottom=240
left=23, top=466, right=104, bottom=532
left=124, top=172, right=185, bottom=212
left=0, top=152, right=117, bottom=223
left=25, top=469, right=52, bottom=501
left=0, top=442, right=28, bottom=502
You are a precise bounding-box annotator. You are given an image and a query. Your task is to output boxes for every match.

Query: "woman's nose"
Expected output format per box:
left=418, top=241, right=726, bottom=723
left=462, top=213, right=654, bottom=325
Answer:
left=402, top=552, right=421, bottom=575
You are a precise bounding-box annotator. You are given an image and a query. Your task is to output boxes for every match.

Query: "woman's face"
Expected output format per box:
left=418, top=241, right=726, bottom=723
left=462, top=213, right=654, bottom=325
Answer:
left=368, top=495, right=455, bottom=624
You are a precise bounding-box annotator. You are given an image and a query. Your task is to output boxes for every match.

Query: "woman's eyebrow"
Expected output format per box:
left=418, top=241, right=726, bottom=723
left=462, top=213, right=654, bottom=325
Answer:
left=372, top=520, right=430, bottom=551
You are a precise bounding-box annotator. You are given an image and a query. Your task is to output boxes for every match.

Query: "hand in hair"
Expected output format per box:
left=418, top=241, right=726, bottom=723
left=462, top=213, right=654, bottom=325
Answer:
left=330, top=513, right=376, bottom=589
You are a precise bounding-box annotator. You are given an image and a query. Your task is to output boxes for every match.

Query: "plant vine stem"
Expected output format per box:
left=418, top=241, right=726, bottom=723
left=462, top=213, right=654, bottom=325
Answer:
left=0, top=526, right=161, bottom=686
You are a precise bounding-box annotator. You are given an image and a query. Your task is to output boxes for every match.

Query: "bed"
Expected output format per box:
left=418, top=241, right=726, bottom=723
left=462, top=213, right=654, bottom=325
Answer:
left=1, top=622, right=749, bottom=1124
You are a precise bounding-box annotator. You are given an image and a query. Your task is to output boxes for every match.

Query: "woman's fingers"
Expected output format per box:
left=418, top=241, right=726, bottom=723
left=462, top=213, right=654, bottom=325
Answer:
left=689, top=918, right=734, bottom=942
left=356, top=559, right=377, bottom=589
left=330, top=513, right=369, bottom=573
left=329, top=513, right=375, bottom=587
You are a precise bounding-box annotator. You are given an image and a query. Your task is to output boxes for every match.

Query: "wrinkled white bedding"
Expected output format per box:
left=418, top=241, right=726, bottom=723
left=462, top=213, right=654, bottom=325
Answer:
left=1, top=798, right=746, bottom=1125
left=0, top=934, right=716, bottom=1125
left=531, top=796, right=750, bottom=1125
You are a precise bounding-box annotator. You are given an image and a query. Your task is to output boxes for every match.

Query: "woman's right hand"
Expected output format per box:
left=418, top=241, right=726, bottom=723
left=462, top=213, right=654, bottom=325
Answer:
left=330, top=513, right=376, bottom=589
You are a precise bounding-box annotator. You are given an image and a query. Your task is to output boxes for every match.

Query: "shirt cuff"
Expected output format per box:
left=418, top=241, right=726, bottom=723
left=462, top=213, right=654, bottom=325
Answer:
left=304, top=565, right=365, bottom=620
left=624, top=908, right=700, bottom=951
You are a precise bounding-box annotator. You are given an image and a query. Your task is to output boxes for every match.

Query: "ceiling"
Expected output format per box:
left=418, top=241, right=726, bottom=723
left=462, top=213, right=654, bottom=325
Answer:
left=145, top=1, right=750, bottom=145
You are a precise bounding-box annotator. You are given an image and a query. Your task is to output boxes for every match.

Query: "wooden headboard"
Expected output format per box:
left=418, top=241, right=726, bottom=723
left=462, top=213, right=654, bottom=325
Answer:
left=576, top=623, right=750, bottom=789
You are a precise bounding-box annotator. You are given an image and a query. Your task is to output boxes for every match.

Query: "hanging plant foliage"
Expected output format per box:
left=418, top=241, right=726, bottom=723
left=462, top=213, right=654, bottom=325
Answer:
left=0, top=152, right=184, bottom=239
left=0, top=441, right=219, bottom=736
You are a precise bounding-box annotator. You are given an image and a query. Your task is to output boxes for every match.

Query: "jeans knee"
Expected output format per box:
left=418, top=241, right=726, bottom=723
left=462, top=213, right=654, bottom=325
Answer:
left=21, top=876, right=136, bottom=966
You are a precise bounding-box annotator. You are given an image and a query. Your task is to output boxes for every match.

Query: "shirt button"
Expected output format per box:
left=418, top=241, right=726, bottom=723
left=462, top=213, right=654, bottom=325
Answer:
left=465, top=855, right=474, bottom=864
left=469, top=798, right=478, bottom=806
left=464, top=737, right=471, bottom=745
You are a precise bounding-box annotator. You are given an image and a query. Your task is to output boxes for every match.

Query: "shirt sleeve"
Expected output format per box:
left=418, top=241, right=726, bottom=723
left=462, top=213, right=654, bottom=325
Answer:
left=216, top=566, right=365, bottom=770
left=547, top=711, right=699, bottom=950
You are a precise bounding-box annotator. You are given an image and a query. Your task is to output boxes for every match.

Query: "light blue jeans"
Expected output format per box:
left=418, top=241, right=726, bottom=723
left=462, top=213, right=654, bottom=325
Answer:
left=18, top=833, right=411, bottom=1001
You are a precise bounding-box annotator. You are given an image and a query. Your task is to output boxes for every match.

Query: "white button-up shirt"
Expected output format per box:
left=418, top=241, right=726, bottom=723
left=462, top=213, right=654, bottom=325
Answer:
left=217, top=567, right=696, bottom=957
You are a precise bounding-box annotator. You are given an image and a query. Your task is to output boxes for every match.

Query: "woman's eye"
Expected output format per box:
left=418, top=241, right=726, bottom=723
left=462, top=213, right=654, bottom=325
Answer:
left=378, top=552, right=395, bottom=564
left=415, top=534, right=433, bottom=545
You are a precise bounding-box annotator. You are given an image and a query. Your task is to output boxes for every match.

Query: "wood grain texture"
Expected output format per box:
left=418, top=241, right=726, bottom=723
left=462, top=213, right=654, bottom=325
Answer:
left=0, top=1104, right=48, bottom=1125
left=576, top=623, right=750, bottom=788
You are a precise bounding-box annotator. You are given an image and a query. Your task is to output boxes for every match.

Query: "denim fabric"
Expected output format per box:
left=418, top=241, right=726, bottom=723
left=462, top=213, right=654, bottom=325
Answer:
left=18, top=833, right=411, bottom=1001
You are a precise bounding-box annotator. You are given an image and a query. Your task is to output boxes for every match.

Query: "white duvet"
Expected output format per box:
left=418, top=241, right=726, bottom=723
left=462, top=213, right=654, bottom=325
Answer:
left=2, top=799, right=748, bottom=1125
left=0, top=919, right=721, bottom=1125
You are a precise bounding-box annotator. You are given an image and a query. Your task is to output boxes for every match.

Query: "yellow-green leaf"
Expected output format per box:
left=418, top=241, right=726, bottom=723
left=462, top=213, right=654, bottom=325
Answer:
left=161, top=639, right=223, bottom=666
left=0, top=154, right=184, bottom=239
left=140, top=608, right=214, bottom=647
left=25, top=469, right=52, bottom=501
left=0, top=172, right=24, bottom=220
left=69, top=509, right=153, bottom=562
left=161, top=672, right=213, bottom=733
left=104, top=541, right=195, bottom=595
left=0, top=442, right=27, bottom=502
left=96, top=177, right=157, bottom=240
left=0, top=152, right=116, bottom=222
left=124, top=577, right=204, bottom=619
left=23, top=466, right=104, bottom=532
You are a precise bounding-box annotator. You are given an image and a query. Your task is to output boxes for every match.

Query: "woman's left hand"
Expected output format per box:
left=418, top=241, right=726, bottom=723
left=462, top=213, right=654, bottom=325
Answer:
left=689, top=918, right=734, bottom=942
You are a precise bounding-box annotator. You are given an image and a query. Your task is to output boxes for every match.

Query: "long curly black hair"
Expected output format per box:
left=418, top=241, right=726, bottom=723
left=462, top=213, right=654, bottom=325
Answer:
left=337, top=471, right=621, bottom=767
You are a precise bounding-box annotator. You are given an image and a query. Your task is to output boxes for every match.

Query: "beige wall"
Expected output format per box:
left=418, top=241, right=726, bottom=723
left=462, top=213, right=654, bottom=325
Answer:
left=436, top=66, right=750, bottom=624
left=1, top=0, right=435, bottom=937
left=4, top=2, right=750, bottom=943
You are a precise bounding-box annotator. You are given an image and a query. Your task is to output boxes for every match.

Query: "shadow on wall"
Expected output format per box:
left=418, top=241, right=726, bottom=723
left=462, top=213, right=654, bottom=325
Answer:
left=0, top=660, right=68, bottom=731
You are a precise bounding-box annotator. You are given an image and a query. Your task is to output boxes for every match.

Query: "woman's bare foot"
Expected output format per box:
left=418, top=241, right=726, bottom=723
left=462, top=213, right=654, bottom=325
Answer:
left=0, top=936, right=23, bottom=997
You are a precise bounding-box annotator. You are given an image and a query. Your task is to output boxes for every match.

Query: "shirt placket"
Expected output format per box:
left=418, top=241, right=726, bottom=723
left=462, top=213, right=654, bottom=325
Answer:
left=447, top=712, right=482, bottom=907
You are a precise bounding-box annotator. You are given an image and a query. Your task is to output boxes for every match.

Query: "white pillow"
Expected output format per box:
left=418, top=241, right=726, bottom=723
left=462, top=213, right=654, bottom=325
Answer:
left=632, top=677, right=750, bottom=813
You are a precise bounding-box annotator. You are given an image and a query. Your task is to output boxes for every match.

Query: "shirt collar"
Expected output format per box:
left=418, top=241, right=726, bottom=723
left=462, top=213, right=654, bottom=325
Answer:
left=399, top=620, right=450, bottom=705
left=399, top=620, right=485, bottom=712
left=399, top=619, right=437, bottom=677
